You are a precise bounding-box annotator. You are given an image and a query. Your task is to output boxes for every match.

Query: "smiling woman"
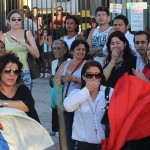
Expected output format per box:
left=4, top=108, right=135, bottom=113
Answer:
left=103, top=30, right=136, bottom=88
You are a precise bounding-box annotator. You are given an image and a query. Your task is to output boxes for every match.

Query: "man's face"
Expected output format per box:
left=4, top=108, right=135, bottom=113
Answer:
left=134, top=34, right=149, bottom=57
left=113, top=19, right=128, bottom=34
left=95, top=11, right=110, bottom=26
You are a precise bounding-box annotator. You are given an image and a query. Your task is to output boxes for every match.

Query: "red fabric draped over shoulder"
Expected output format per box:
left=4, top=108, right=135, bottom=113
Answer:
left=102, top=73, right=150, bottom=150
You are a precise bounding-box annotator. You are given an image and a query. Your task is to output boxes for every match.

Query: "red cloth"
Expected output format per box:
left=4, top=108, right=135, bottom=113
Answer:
left=143, top=65, right=150, bottom=80
left=102, top=73, right=150, bottom=150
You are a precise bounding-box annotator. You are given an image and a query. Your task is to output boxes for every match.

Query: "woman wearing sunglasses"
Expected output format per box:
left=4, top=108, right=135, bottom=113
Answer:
left=0, top=52, right=40, bottom=122
left=0, top=9, right=39, bottom=91
left=63, top=60, right=113, bottom=150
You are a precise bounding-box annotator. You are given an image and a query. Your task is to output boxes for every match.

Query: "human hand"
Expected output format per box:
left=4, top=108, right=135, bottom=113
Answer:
left=61, top=72, right=73, bottom=84
left=132, top=68, right=148, bottom=82
left=85, top=79, right=100, bottom=92
left=111, top=49, right=121, bottom=62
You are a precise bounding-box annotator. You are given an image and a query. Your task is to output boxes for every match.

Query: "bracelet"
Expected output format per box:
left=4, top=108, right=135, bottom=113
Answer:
left=2, top=100, right=9, bottom=107
left=74, top=77, right=78, bottom=83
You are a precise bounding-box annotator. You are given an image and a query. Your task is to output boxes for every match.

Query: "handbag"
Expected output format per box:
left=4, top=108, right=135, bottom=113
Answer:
left=50, top=80, right=63, bottom=109
left=24, top=30, right=40, bottom=79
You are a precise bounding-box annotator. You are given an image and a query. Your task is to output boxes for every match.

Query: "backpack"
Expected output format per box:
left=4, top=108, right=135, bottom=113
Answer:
left=101, top=87, right=110, bottom=138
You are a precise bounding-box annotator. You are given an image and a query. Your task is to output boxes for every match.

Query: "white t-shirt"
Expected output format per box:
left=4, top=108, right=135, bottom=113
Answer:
left=92, top=27, right=112, bottom=47
left=92, top=27, right=112, bottom=66
left=64, top=34, right=78, bottom=51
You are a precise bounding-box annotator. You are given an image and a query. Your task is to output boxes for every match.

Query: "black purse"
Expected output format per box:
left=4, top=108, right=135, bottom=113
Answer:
left=24, top=30, right=40, bottom=79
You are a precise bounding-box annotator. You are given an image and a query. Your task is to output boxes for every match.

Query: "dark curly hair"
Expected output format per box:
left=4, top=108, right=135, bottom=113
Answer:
left=0, top=52, right=23, bottom=84
left=70, top=40, right=89, bottom=60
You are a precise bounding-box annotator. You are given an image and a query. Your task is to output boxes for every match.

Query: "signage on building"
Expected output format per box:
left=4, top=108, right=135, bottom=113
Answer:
left=110, top=3, right=122, bottom=13
left=126, top=2, right=147, bottom=9
left=131, top=8, right=143, bottom=31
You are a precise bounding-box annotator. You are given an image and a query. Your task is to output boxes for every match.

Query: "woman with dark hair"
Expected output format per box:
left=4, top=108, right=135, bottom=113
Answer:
left=63, top=60, right=113, bottom=150
left=50, top=39, right=69, bottom=137
left=63, top=16, right=85, bottom=50
left=50, top=6, right=66, bottom=40
left=55, top=39, right=89, bottom=150
left=39, top=28, right=52, bottom=77
left=0, top=52, right=40, bottom=122
left=104, top=30, right=136, bottom=88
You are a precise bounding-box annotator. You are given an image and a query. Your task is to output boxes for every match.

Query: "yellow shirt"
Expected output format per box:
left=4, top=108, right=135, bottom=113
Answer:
left=4, top=35, right=29, bottom=70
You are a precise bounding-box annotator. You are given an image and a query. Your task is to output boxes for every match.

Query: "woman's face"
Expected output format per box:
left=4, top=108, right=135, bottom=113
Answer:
left=110, top=37, right=126, bottom=54
left=56, top=7, right=62, bottom=15
left=52, top=43, right=67, bottom=59
left=65, top=18, right=77, bottom=32
left=72, top=44, right=86, bottom=60
left=0, top=62, right=20, bottom=87
left=83, top=66, right=102, bottom=83
left=43, top=30, right=48, bottom=37
left=9, top=13, right=22, bottom=29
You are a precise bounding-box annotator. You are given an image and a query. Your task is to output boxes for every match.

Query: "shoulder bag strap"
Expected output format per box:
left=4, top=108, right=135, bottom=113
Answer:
left=101, top=87, right=110, bottom=124
left=64, top=60, right=84, bottom=98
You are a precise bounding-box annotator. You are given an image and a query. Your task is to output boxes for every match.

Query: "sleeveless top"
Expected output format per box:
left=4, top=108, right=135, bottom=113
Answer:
left=62, top=60, right=86, bottom=99
left=92, top=27, right=112, bottom=47
left=4, top=34, right=29, bottom=70
left=64, top=34, right=78, bottom=51
left=53, top=18, right=63, bottom=33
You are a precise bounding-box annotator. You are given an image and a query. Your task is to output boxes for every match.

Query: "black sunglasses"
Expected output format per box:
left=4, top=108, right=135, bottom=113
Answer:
left=11, top=18, right=22, bottom=22
left=85, top=72, right=103, bottom=79
left=3, top=68, right=21, bottom=75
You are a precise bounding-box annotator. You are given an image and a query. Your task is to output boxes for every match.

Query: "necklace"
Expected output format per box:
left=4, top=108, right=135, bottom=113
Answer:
left=87, top=96, right=101, bottom=140
left=114, top=60, right=123, bottom=70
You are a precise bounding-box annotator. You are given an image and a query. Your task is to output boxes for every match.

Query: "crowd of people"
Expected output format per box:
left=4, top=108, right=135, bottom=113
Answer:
left=0, top=4, right=150, bottom=150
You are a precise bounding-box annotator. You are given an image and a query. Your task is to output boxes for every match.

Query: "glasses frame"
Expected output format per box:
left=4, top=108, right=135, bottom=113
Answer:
left=11, top=18, right=22, bottom=22
left=3, top=68, right=21, bottom=75
left=85, top=72, right=103, bottom=79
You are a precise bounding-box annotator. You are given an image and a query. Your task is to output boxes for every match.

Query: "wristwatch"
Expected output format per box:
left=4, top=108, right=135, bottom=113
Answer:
left=2, top=100, right=9, bottom=107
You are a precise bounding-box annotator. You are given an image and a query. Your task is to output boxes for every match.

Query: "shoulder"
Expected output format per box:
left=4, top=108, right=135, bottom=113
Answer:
left=76, top=34, right=85, bottom=41
left=55, top=60, right=70, bottom=76
left=18, top=84, right=30, bottom=91
left=60, top=60, right=70, bottom=68
left=100, top=85, right=114, bottom=99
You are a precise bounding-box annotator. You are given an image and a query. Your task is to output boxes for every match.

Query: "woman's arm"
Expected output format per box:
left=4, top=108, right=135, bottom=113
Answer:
left=55, top=61, right=68, bottom=85
left=0, top=100, right=29, bottom=112
left=103, top=50, right=120, bottom=81
left=46, top=35, right=52, bottom=47
left=39, top=36, right=44, bottom=46
left=25, top=31, right=39, bottom=58
left=63, top=87, right=90, bottom=112
left=103, top=61, right=116, bottom=81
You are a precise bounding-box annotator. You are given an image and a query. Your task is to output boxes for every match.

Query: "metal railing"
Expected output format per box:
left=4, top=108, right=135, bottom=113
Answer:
left=0, top=0, right=149, bottom=37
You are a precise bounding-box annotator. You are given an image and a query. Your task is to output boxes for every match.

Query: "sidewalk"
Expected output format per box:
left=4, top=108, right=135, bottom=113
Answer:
left=32, top=78, right=60, bottom=150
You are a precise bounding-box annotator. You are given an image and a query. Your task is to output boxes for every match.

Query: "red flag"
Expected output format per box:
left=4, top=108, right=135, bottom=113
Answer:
left=102, top=73, right=150, bottom=150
